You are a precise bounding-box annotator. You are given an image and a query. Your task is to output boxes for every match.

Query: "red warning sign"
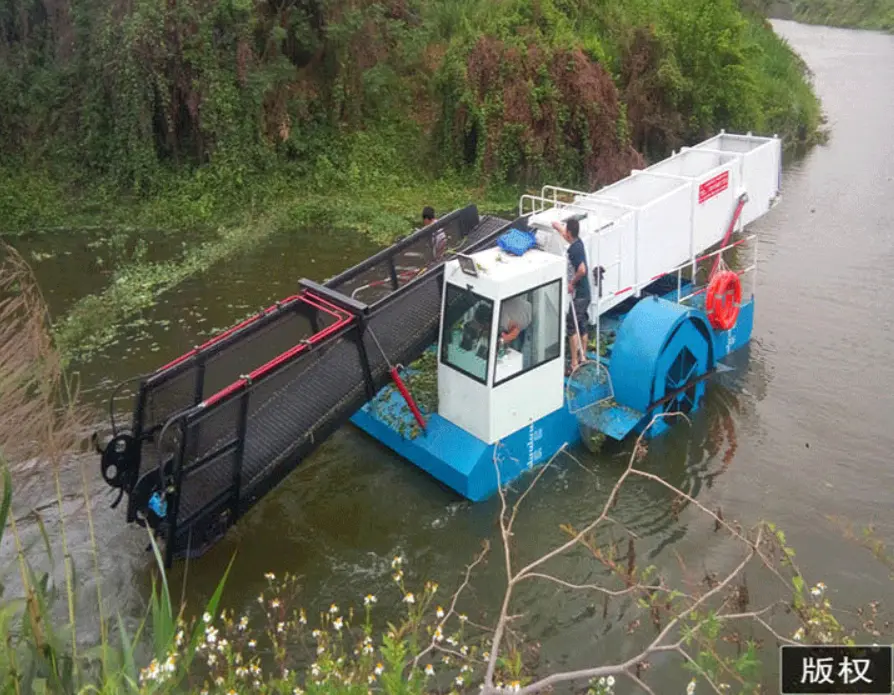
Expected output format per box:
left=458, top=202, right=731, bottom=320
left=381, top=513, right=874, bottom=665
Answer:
left=698, top=171, right=729, bottom=204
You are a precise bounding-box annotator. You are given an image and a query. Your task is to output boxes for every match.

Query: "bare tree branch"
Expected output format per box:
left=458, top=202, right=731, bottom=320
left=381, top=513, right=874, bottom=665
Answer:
left=412, top=541, right=490, bottom=670
left=472, top=409, right=809, bottom=695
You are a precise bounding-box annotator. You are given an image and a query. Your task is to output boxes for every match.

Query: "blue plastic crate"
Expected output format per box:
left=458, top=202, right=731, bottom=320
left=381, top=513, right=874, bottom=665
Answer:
left=496, top=228, right=537, bottom=256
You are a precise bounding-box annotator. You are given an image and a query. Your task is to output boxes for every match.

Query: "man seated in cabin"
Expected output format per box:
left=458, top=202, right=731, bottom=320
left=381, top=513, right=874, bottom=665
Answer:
left=551, top=217, right=591, bottom=374
left=498, top=295, right=533, bottom=358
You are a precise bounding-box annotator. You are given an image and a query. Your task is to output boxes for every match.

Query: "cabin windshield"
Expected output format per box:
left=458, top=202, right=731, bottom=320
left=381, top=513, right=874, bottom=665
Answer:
left=440, top=283, right=494, bottom=384
left=493, top=280, right=562, bottom=385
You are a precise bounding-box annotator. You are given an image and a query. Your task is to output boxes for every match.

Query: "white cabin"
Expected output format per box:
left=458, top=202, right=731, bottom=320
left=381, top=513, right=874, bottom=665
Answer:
left=437, top=247, right=566, bottom=444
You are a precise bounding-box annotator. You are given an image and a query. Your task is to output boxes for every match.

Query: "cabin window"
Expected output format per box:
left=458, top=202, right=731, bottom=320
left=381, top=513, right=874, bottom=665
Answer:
left=440, top=284, right=494, bottom=384
left=493, top=279, right=562, bottom=386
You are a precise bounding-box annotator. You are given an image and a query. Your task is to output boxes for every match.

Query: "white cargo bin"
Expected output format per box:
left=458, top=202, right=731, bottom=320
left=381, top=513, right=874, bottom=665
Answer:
left=691, top=132, right=782, bottom=226
left=636, top=148, right=743, bottom=253
left=522, top=130, right=782, bottom=324
left=581, top=173, right=694, bottom=299
left=569, top=199, right=637, bottom=318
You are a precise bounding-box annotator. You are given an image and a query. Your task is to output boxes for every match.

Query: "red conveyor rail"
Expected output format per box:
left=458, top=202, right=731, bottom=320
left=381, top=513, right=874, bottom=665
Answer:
left=201, top=292, right=356, bottom=407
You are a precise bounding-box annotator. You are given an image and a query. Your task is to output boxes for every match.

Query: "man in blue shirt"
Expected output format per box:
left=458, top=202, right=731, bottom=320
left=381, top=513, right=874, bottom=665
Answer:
left=552, top=217, right=591, bottom=373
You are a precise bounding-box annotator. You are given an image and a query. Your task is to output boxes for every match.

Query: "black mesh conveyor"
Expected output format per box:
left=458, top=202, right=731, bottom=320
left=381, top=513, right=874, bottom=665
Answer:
left=112, top=208, right=517, bottom=564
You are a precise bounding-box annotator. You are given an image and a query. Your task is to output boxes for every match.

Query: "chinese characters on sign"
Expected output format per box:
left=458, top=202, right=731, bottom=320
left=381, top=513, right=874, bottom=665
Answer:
left=781, top=646, right=893, bottom=694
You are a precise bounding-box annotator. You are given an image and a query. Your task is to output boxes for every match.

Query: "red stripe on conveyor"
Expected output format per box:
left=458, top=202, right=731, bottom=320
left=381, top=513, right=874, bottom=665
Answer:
left=201, top=292, right=355, bottom=408
left=156, top=294, right=305, bottom=373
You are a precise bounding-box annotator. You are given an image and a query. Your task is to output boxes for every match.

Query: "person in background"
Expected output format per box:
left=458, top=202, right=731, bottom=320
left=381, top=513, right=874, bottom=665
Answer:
left=552, top=217, right=591, bottom=374
left=423, top=205, right=448, bottom=261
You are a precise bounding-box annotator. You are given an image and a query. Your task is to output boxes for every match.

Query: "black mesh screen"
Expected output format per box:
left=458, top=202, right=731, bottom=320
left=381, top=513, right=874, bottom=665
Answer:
left=153, top=213, right=516, bottom=562
left=327, top=214, right=473, bottom=305
left=138, top=301, right=335, bottom=436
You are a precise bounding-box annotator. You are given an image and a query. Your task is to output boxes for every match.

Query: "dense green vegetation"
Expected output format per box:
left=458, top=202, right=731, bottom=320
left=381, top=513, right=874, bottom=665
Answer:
left=780, top=0, right=894, bottom=32
left=0, top=0, right=824, bottom=360
left=1, top=0, right=822, bottom=224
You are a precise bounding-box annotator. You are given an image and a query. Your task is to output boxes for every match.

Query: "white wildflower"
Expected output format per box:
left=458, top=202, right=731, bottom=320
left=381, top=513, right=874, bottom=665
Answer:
left=248, top=639, right=257, bottom=649
left=392, top=555, right=403, bottom=569
left=607, top=676, right=615, bottom=687
left=369, top=675, right=377, bottom=684
left=265, top=572, right=275, bottom=580
left=455, top=676, right=464, bottom=686
left=333, top=616, right=344, bottom=631
left=312, top=629, right=322, bottom=639
left=375, top=663, right=384, bottom=675
left=687, top=679, right=696, bottom=695
left=424, top=664, right=435, bottom=677
left=436, top=606, right=445, bottom=619
left=239, top=616, right=249, bottom=631
left=329, top=603, right=339, bottom=614
left=203, top=612, right=212, bottom=624
left=459, top=613, right=468, bottom=622
left=404, top=592, right=415, bottom=604
left=365, top=594, right=378, bottom=606
left=277, top=621, right=285, bottom=634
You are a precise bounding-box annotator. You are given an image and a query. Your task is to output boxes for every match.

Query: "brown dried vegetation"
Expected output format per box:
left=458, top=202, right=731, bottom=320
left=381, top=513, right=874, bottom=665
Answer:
left=0, top=244, right=83, bottom=468
left=460, top=37, right=643, bottom=188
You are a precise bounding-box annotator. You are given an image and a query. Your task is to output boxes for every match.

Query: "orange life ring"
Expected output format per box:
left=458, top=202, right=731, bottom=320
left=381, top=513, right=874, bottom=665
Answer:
left=706, top=270, right=741, bottom=331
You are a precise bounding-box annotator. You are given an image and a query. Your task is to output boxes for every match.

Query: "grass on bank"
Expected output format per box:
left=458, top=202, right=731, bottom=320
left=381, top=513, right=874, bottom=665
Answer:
left=790, top=0, right=894, bottom=32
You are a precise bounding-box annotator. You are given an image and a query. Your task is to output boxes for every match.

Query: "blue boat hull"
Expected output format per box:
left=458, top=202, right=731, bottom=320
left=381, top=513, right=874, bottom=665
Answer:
left=350, top=292, right=755, bottom=501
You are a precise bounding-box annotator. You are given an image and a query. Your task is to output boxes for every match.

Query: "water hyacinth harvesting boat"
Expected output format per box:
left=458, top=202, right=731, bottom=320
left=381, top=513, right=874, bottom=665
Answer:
left=94, top=131, right=782, bottom=566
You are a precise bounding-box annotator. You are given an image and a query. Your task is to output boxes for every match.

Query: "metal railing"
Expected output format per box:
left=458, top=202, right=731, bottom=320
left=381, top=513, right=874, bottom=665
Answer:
left=590, top=233, right=758, bottom=360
